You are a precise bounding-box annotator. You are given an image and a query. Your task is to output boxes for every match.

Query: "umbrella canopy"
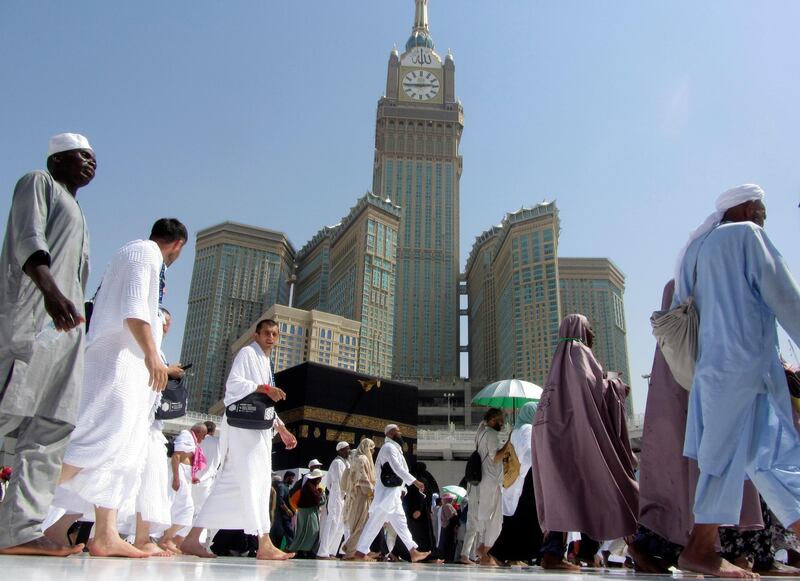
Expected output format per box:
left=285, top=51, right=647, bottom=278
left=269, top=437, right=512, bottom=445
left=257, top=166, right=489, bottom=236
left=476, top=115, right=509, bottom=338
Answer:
left=441, top=485, right=467, bottom=501
left=471, top=379, right=543, bottom=409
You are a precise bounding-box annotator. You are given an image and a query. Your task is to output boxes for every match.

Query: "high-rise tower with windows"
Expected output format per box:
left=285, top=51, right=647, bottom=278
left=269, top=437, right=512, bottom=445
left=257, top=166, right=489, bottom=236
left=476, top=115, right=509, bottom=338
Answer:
left=374, top=0, right=463, bottom=381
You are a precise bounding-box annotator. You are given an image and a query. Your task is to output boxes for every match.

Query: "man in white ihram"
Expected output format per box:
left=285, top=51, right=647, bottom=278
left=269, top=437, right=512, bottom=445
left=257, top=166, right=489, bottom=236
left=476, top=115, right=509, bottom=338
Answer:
left=45, top=218, right=188, bottom=558
left=353, top=424, right=430, bottom=562
left=317, top=441, right=350, bottom=559
left=180, top=318, right=297, bottom=560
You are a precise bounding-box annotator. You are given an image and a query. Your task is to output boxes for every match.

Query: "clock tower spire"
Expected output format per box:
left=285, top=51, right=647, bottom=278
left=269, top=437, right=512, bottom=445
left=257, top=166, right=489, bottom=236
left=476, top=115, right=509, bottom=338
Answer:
left=413, top=0, right=429, bottom=33
left=374, top=0, right=464, bottom=383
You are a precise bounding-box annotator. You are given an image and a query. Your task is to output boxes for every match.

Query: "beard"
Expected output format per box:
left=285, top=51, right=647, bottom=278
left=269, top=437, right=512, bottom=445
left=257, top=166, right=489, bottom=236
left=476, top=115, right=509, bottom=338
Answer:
left=391, top=434, right=405, bottom=447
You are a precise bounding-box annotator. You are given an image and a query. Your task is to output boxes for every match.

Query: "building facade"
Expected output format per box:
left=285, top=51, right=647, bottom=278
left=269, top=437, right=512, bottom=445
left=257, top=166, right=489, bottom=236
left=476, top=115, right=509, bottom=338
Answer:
left=294, top=193, right=401, bottom=378
left=373, top=0, right=463, bottom=382
left=559, top=257, right=632, bottom=412
left=180, top=222, right=295, bottom=412
left=466, top=203, right=562, bottom=388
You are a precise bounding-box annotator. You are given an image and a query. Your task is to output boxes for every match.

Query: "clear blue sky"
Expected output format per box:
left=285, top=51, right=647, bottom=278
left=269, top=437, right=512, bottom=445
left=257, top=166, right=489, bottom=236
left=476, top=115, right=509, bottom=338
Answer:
left=2, top=1, right=799, bottom=413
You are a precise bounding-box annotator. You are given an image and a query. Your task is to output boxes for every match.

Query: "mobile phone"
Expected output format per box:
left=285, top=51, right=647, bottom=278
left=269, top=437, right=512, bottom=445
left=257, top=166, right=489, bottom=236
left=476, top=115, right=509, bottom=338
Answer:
left=180, top=363, right=193, bottom=371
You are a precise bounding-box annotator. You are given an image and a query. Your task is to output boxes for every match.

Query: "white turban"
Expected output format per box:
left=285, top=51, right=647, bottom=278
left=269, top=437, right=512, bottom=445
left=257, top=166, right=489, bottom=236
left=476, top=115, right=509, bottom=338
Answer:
left=173, top=430, right=195, bottom=453
left=674, top=184, right=765, bottom=293
left=48, top=133, right=93, bottom=157
left=384, top=423, right=399, bottom=435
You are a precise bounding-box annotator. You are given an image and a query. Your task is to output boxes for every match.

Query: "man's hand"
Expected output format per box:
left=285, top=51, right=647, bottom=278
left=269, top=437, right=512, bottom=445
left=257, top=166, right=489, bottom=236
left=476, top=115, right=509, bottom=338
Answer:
left=277, top=426, right=297, bottom=450
left=257, top=384, right=287, bottom=402
left=23, top=256, right=85, bottom=332
left=166, top=363, right=186, bottom=380
left=413, top=479, right=425, bottom=493
left=43, top=290, right=85, bottom=332
left=412, top=510, right=421, bottom=519
left=172, top=479, right=180, bottom=492
left=145, top=353, right=169, bottom=392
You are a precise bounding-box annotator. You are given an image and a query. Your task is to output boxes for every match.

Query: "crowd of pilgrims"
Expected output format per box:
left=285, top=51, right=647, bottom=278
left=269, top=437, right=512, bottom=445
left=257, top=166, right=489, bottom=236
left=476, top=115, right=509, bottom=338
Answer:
left=3, top=135, right=800, bottom=578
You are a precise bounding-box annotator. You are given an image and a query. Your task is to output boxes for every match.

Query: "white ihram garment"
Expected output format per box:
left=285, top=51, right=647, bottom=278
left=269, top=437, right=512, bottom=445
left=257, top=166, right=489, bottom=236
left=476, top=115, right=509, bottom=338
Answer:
left=192, top=343, right=277, bottom=535
left=317, top=455, right=348, bottom=557
left=192, top=435, right=221, bottom=515
left=53, top=240, right=162, bottom=516
left=355, top=439, right=418, bottom=554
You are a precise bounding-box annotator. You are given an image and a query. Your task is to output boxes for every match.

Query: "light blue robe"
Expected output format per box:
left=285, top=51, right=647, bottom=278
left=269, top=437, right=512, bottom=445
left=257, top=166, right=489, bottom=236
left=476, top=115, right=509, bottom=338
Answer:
left=675, top=221, right=800, bottom=526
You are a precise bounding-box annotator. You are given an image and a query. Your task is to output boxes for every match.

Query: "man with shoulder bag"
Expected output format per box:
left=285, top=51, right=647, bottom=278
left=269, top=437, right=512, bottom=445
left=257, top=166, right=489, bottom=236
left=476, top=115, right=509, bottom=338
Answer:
left=180, top=318, right=297, bottom=560
left=352, top=424, right=430, bottom=562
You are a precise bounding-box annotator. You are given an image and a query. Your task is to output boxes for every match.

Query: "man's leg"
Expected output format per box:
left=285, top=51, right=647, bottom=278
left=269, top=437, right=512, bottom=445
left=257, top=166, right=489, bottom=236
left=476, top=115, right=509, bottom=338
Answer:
left=256, top=531, right=295, bottom=560
left=541, top=531, right=580, bottom=570
left=387, top=510, right=430, bottom=562
left=133, top=513, right=171, bottom=556
left=459, top=493, right=480, bottom=564
left=0, top=414, right=82, bottom=556
left=354, top=510, right=387, bottom=557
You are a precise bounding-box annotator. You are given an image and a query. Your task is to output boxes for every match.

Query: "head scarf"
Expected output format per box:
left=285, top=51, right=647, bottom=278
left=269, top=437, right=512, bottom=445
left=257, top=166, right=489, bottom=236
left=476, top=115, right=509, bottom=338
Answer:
left=514, top=401, right=538, bottom=429
left=356, top=437, right=376, bottom=483
left=674, top=184, right=765, bottom=292
left=48, top=133, right=93, bottom=156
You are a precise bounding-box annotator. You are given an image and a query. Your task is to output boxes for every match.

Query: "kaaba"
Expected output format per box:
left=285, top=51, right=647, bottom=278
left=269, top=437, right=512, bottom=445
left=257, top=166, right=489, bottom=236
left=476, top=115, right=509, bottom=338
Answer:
left=272, top=362, right=418, bottom=470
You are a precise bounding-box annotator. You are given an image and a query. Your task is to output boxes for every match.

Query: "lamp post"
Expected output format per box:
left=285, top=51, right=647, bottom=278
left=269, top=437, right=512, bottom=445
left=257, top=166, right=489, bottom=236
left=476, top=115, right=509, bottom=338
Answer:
left=444, top=392, right=455, bottom=430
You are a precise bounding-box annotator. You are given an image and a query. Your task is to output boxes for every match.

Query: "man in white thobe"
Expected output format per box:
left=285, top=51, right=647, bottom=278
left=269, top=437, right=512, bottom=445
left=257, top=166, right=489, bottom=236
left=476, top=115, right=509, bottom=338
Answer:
left=45, top=218, right=187, bottom=558
left=317, top=441, right=350, bottom=558
left=0, top=134, right=95, bottom=557
left=670, top=186, right=800, bottom=578
left=180, top=318, right=297, bottom=560
left=354, top=424, right=430, bottom=562
left=459, top=408, right=509, bottom=566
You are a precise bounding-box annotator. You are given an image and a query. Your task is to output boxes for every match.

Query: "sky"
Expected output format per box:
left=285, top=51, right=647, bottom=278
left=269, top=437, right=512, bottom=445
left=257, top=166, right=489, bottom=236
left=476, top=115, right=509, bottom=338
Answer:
left=2, top=1, right=799, bottom=414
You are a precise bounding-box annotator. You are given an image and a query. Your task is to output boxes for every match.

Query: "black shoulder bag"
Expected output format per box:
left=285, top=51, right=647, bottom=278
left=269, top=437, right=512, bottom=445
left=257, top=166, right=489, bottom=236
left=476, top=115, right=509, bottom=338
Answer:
left=225, top=391, right=276, bottom=430
left=155, top=376, right=188, bottom=420
left=464, top=431, right=488, bottom=485
left=380, top=461, right=403, bottom=487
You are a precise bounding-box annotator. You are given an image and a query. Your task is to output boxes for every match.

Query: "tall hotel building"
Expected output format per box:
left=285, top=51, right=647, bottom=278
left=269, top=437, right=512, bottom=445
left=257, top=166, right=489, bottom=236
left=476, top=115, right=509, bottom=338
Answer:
left=373, top=0, right=463, bottom=381
left=294, top=193, right=401, bottom=378
left=559, top=257, right=632, bottom=412
left=180, top=222, right=295, bottom=411
left=466, top=203, right=561, bottom=387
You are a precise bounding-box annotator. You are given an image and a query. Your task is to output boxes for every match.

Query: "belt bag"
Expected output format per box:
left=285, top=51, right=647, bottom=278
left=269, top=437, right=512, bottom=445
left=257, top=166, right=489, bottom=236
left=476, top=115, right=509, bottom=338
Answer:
left=225, top=391, right=276, bottom=430
left=155, top=376, right=188, bottom=420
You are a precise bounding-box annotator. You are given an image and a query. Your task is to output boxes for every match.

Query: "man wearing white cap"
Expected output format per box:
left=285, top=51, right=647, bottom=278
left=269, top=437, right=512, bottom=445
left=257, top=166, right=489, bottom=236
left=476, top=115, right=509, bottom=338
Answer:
left=670, top=186, right=800, bottom=578
left=317, top=441, right=350, bottom=559
left=353, top=424, right=430, bottom=562
left=0, top=134, right=95, bottom=557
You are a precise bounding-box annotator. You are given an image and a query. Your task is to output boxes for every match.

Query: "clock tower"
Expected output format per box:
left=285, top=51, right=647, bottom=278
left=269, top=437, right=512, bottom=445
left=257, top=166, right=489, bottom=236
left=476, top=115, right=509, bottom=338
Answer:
left=374, top=0, right=464, bottom=382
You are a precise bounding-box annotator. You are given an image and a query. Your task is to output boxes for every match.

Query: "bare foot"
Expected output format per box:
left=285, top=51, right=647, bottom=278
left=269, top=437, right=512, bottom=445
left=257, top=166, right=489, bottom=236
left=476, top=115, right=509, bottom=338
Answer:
left=0, top=537, right=85, bottom=557
left=256, top=548, right=295, bottom=560
left=458, top=555, right=476, bottom=565
left=628, top=541, right=672, bottom=574
left=479, top=555, right=499, bottom=567
left=541, top=553, right=581, bottom=571
left=180, top=537, right=216, bottom=558
left=410, top=549, right=431, bottom=563
left=87, top=536, right=149, bottom=558
left=678, top=551, right=758, bottom=578
left=351, top=551, right=376, bottom=561
left=135, top=542, right=172, bottom=557
left=158, top=538, right=183, bottom=555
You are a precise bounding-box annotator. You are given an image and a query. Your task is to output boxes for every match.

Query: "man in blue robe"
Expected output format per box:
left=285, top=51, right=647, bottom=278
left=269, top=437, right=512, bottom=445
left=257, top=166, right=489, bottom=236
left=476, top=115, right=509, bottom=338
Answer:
left=673, top=185, right=800, bottom=578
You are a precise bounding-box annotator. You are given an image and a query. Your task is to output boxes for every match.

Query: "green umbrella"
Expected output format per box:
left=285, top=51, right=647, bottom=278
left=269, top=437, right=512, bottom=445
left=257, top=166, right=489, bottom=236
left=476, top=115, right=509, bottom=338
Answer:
left=471, top=379, right=543, bottom=409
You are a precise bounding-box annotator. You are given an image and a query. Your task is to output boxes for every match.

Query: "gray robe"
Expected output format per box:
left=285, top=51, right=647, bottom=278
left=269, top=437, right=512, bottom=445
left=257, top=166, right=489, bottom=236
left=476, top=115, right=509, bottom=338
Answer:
left=0, top=170, right=89, bottom=425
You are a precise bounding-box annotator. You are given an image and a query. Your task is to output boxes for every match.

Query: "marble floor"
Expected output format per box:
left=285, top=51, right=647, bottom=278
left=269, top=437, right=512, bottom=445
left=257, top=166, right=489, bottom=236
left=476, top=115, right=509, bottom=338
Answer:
left=0, top=556, right=771, bottom=581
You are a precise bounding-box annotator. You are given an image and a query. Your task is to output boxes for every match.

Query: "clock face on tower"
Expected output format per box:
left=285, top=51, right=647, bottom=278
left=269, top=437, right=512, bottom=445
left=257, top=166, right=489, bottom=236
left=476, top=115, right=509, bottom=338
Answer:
left=402, top=69, right=440, bottom=101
